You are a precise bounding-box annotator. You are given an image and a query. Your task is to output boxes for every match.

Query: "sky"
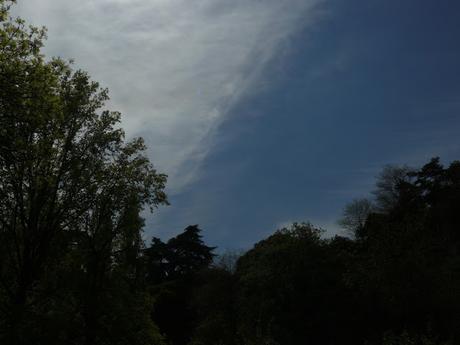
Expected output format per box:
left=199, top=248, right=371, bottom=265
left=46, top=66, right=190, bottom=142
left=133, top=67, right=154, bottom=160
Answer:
left=15, top=0, right=460, bottom=250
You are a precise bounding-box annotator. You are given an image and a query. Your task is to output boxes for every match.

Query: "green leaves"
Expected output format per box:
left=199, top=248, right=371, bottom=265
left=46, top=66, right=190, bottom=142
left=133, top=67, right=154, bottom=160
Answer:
left=0, top=3, right=168, bottom=343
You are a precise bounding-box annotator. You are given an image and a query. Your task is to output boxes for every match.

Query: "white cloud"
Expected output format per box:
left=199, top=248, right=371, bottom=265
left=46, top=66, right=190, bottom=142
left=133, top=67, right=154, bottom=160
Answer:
left=14, top=0, right=322, bottom=193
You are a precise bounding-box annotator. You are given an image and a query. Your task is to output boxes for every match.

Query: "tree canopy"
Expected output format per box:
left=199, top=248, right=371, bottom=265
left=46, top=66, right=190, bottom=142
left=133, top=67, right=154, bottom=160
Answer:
left=0, top=2, right=167, bottom=343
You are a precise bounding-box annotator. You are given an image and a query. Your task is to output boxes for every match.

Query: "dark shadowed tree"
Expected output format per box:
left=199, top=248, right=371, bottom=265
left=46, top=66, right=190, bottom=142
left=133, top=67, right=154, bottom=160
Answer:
left=145, top=225, right=216, bottom=345
left=350, top=158, right=460, bottom=344
left=339, top=198, right=374, bottom=238
left=189, top=267, right=237, bottom=345
left=235, top=222, right=357, bottom=345
left=214, top=249, right=245, bottom=274
left=373, top=165, right=412, bottom=212
left=166, top=225, right=216, bottom=279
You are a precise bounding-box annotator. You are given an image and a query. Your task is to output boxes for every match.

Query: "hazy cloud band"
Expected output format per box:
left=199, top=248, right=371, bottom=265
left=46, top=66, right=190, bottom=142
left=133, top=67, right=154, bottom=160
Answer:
left=15, top=0, right=322, bottom=192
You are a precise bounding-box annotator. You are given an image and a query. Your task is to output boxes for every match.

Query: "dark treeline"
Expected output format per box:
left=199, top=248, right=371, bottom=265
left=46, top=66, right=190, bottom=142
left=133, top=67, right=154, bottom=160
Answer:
left=1, top=1, right=460, bottom=344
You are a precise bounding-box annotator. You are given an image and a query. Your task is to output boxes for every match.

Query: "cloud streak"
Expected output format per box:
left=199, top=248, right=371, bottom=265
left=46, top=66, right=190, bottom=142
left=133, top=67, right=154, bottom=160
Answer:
left=15, top=0, right=322, bottom=193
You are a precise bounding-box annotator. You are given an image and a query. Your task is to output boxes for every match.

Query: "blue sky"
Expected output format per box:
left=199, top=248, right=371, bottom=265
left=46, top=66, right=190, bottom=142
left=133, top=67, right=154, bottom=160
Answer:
left=17, top=0, right=460, bottom=250
left=150, top=0, right=460, bottom=249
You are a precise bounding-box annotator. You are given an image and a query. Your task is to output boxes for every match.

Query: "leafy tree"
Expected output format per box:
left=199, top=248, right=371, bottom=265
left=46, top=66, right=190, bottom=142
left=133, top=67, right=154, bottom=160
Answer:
left=145, top=225, right=216, bottom=345
left=350, top=158, right=460, bottom=344
left=235, top=223, right=356, bottom=345
left=189, top=267, right=237, bottom=345
left=166, top=225, right=216, bottom=278
left=145, top=225, right=215, bottom=283
left=0, top=2, right=167, bottom=343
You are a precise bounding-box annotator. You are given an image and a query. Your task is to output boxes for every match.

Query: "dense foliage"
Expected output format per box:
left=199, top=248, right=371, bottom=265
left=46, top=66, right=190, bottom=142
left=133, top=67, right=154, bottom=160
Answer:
left=1, top=2, right=459, bottom=344
left=0, top=1, right=167, bottom=343
left=187, top=158, right=460, bottom=345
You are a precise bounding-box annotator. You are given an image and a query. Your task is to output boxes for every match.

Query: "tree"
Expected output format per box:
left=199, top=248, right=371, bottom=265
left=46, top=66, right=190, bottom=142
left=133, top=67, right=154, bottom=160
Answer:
left=214, top=249, right=245, bottom=274
left=166, top=225, right=216, bottom=278
left=145, top=225, right=216, bottom=283
left=339, top=198, right=374, bottom=238
left=350, top=158, right=460, bottom=344
left=145, top=225, right=216, bottom=345
left=235, top=223, right=356, bottom=345
left=373, top=165, right=412, bottom=212
left=0, top=2, right=167, bottom=343
left=189, top=267, right=237, bottom=345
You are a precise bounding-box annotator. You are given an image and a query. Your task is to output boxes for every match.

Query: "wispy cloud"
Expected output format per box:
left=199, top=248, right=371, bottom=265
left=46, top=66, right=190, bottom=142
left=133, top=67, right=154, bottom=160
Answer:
left=15, top=0, right=323, bottom=193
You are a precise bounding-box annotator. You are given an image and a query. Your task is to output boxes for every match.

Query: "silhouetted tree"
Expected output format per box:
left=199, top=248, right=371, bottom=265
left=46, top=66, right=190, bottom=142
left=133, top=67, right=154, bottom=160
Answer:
left=235, top=222, right=356, bottom=345
left=145, top=225, right=215, bottom=345
left=339, top=198, right=374, bottom=237
left=350, top=158, right=460, bottom=343
left=373, top=165, right=412, bottom=212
